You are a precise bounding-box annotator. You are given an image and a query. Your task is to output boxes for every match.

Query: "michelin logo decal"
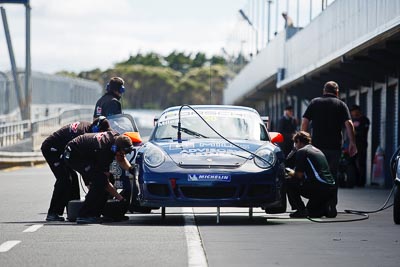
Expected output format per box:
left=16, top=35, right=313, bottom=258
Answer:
left=188, top=174, right=231, bottom=182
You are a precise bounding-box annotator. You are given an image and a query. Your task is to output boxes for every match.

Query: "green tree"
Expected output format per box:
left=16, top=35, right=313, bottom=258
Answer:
left=191, top=52, right=207, bottom=68
left=210, top=55, right=226, bottom=65
left=55, top=71, right=78, bottom=78
left=101, top=65, right=181, bottom=109
left=57, top=51, right=236, bottom=109
left=164, top=51, right=193, bottom=73
left=171, top=65, right=234, bottom=106
left=116, top=52, right=163, bottom=67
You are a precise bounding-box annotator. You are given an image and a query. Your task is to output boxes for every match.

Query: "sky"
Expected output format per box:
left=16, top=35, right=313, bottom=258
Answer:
left=0, top=0, right=329, bottom=74
left=0, top=0, right=249, bottom=73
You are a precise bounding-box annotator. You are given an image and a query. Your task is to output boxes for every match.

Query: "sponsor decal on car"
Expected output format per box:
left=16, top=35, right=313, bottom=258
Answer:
left=188, top=173, right=231, bottom=182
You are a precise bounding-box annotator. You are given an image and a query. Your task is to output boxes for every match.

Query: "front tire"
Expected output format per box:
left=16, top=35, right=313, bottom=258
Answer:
left=394, top=185, right=400, bottom=224
left=265, top=184, right=287, bottom=214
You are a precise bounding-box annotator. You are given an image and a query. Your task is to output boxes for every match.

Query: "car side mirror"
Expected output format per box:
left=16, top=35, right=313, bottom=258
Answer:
left=269, top=132, right=284, bottom=143
left=123, top=132, right=143, bottom=146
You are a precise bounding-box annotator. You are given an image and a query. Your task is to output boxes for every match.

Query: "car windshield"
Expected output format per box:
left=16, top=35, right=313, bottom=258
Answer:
left=154, top=108, right=269, bottom=141
left=107, top=114, right=139, bottom=134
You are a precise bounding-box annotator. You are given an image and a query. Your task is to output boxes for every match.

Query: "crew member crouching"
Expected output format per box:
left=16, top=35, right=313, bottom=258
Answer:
left=285, top=131, right=337, bottom=218
left=64, top=132, right=135, bottom=224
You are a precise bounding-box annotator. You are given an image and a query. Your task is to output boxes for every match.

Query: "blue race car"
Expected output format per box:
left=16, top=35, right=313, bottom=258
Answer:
left=134, top=105, right=286, bottom=215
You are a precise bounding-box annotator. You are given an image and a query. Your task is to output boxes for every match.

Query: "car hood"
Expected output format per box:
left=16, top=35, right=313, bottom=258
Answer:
left=155, top=139, right=267, bottom=167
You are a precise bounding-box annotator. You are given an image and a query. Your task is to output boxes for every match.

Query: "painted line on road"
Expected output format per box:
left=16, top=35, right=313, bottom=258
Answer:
left=23, top=224, right=43, bottom=233
left=0, top=240, right=21, bottom=252
left=182, top=207, right=208, bottom=267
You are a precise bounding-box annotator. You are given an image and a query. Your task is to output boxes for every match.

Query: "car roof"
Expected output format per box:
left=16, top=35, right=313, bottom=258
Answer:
left=161, top=105, right=259, bottom=115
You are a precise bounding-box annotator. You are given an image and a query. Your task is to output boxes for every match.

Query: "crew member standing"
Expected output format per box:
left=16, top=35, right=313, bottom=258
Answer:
left=278, top=105, right=297, bottom=157
left=94, top=77, right=125, bottom=118
left=350, top=104, right=370, bottom=186
left=41, top=116, right=111, bottom=221
left=301, top=81, right=357, bottom=209
left=286, top=131, right=337, bottom=218
left=64, top=132, right=135, bottom=224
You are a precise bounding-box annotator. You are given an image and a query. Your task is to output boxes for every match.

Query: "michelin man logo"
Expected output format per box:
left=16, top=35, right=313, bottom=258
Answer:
left=188, top=174, right=199, bottom=181
left=110, top=160, right=122, bottom=178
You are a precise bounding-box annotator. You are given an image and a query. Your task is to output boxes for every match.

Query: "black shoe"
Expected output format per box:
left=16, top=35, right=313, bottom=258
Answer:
left=76, top=217, right=102, bottom=224
left=325, top=200, right=337, bottom=218
left=289, top=209, right=308, bottom=218
left=102, top=215, right=129, bottom=222
left=117, top=215, right=129, bottom=221
left=307, top=210, right=324, bottom=218
left=46, top=214, right=65, bottom=222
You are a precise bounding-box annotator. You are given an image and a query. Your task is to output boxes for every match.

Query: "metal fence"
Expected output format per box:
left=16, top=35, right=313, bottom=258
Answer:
left=0, top=71, right=101, bottom=165
left=0, top=105, right=93, bottom=151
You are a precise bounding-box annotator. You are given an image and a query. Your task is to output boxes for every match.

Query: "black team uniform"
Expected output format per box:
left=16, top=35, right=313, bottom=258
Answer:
left=64, top=131, right=126, bottom=221
left=302, top=94, right=351, bottom=207
left=93, top=92, right=122, bottom=118
left=41, top=121, right=94, bottom=221
left=353, top=115, right=370, bottom=186
left=286, top=144, right=337, bottom=217
left=278, top=115, right=297, bottom=157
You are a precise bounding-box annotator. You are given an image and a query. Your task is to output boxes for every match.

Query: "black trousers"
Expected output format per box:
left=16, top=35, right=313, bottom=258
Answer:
left=320, top=149, right=341, bottom=205
left=76, top=170, right=128, bottom=219
left=64, top=149, right=127, bottom=219
left=78, top=169, right=109, bottom=218
left=355, top=146, right=367, bottom=186
left=42, top=147, right=80, bottom=215
left=286, top=179, right=336, bottom=215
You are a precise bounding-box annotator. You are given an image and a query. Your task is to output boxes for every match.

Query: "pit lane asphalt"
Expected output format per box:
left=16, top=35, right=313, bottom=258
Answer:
left=0, top=165, right=399, bottom=267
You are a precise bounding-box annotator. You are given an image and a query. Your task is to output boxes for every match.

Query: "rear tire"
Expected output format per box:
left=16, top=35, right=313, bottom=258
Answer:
left=394, top=185, right=400, bottom=224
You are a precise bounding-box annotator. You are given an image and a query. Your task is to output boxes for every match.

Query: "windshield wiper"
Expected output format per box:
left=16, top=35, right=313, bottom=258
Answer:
left=172, top=125, right=208, bottom=138
left=157, top=137, right=174, bottom=140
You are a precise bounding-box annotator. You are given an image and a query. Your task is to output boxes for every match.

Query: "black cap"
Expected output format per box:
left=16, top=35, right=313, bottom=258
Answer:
left=284, top=106, right=293, bottom=111
left=350, top=104, right=360, bottom=111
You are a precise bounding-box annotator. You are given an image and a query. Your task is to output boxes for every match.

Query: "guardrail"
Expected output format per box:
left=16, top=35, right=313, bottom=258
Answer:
left=0, top=120, right=31, bottom=148
left=0, top=106, right=93, bottom=168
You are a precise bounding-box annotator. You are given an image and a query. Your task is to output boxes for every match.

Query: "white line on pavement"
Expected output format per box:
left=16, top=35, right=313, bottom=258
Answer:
left=23, top=224, right=43, bottom=233
left=0, top=240, right=21, bottom=253
left=182, top=207, right=208, bottom=267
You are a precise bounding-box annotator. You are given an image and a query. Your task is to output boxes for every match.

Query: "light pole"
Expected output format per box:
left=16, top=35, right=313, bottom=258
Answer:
left=267, top=0, right=273, bottom=43
left=239, top=9, right=259, bottom=54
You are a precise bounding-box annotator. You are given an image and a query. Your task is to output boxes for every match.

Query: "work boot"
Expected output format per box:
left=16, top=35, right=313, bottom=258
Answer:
left=289, top=209, right=308, bottom=218
left=46, top=214, right=65, bottom=222
left=325, top=199, right=337, bottom=218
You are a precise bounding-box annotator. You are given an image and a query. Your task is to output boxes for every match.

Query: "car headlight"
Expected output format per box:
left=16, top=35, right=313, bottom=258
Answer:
left=254, top=147, right=276, bottom=169
left=144, top=144, right=165, bottom=168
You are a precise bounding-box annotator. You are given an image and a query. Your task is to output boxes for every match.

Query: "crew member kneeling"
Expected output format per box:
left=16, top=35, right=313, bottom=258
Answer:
left=286, top=131, right=337, bottom=218
left=64, top=131, right=135, bottom=224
